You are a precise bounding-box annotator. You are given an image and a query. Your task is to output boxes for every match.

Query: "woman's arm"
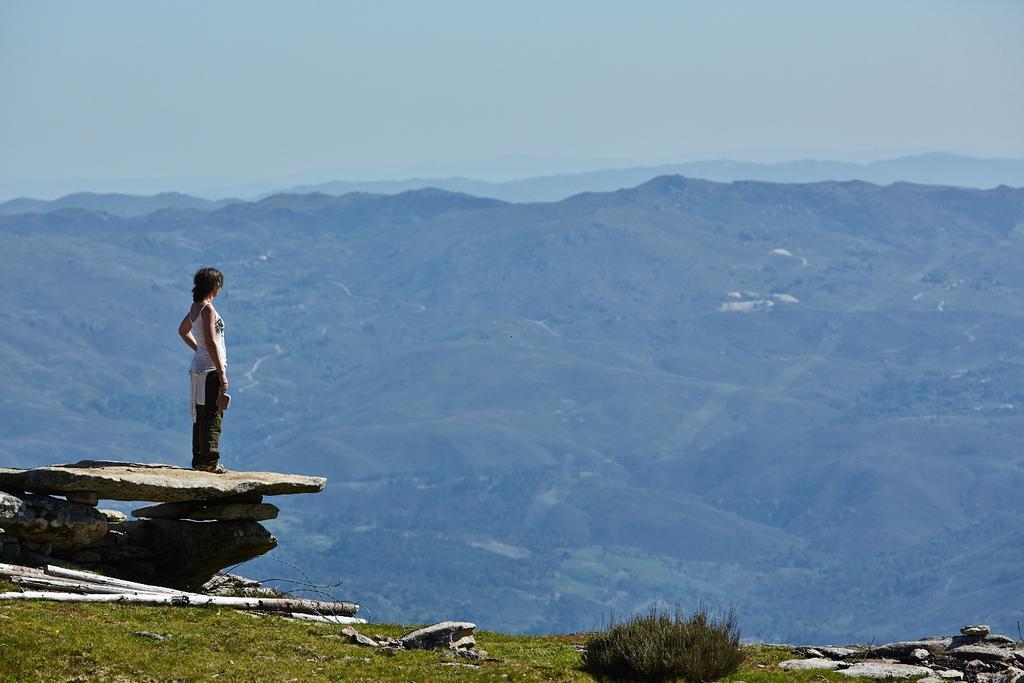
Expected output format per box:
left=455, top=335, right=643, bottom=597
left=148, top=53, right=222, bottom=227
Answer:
left=201, top=305, right=228, bottom=390
left=178, top=313, right=198, bottom=351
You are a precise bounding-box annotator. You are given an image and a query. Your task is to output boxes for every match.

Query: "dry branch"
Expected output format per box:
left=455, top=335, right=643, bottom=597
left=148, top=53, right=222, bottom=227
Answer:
left=0, top=563, right=187, bottom=596
left=0, top=562, right=47, bottom=577
left=0, top=590, right=359, bottom=616
left=0, top=563, right=360, bottom=617
left=43, top=566, right=185, bottom=595
left=10, top=576, right=154, bottom=595
left=284, top=612, right=367, bottom=625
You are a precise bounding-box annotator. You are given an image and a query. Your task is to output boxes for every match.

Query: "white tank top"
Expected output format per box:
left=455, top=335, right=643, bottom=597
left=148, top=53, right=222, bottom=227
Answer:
left=190, top=303, right=227, bottom=373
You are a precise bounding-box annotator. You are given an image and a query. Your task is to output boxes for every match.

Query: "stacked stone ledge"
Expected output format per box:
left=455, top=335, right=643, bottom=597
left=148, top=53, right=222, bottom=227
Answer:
left=0, top=460, right=325, bottom=590
left=777, top=625, right=1024, bottom=682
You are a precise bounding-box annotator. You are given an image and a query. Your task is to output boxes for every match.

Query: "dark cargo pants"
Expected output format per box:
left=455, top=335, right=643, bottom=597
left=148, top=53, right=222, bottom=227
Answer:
left=192, top=370, right=223, bottom=468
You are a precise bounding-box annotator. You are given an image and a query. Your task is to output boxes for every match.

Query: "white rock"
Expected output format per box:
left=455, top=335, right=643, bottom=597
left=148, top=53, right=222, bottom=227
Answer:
left=961, top=624, right=991, bottom=637
left=99, top=509, right=128, bottom=523
left=840, top=662, right=934, bottom=679
left=399, top=621, right=476, bottom=650
left=778, top=658, right=843, bottom=671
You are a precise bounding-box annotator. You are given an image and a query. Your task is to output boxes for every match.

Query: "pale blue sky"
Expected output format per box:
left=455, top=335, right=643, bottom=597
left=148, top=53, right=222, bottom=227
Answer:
left=1, top=0, right=1021, bottom=191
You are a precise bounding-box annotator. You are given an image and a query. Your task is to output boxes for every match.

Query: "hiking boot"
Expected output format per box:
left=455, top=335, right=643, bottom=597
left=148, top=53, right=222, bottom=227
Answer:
left=192, top=461, right=226, bottom=474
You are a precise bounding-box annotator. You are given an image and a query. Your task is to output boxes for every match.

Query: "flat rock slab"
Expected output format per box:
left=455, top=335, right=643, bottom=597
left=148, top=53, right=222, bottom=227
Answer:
left=779, top=658, right=843, bottom=671
left=868, top=639, right=953, bottom=658
left=947, top=644, right=1019, bottom=664
left=0, top=461, right=325, bottom=503
left=962, top=625, right=991, bottom=636
left=840, top=662, right=934, bottom=678
left=132, top=501, right=279, bottom=521
left=982, top=635, right=1018, bottom=647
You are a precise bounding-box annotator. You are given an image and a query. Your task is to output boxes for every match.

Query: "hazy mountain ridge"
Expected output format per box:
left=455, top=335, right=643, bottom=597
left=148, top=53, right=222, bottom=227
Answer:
left=289, top=153, right=1024, bottom=202
left=4, top=153, right=1024, bottom=217
left=0, top=191, right=241, bottom=217
left=1, top=176, right=1023, bottom=642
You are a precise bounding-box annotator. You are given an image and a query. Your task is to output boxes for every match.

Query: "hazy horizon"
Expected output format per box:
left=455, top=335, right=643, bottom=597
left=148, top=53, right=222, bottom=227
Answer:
left=2, top=1, right=1022, bottom=196
left=3, top=151, right=1024, bottom=202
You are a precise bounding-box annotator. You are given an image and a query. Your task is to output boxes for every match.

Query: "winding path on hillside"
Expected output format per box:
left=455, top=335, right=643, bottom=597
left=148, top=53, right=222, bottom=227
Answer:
left=240, top=344, right=284, bottom=400
left=329, top=279, right=426, bottom=311
left=328, top=280, right=380, bottom=304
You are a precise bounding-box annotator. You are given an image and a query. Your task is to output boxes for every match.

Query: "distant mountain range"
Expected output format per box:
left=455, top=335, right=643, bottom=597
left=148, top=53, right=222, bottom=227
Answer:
left=1, top=176, right=1023, bottom=643
left=3, top=153, right=1023, bottom=217
left=287, top=153, right=1024, bottom=202
left=0, top=191, right=239, bottom=218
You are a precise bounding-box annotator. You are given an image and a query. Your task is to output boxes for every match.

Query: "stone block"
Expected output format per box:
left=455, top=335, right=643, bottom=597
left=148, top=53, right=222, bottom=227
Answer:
left=0, top=490, right=107, bottom=550
left=131, top=501, right=279, bottom=522
left=399, top=622, right=477, bottom=650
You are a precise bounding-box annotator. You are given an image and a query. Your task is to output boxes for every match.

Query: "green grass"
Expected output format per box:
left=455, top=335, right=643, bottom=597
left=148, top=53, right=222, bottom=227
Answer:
left=0, top=600, right=917, bottom=682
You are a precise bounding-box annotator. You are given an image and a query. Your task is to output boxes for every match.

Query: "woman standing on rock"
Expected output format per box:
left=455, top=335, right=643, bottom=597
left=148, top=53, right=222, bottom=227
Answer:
left=178, top=266, right=230, bottom=473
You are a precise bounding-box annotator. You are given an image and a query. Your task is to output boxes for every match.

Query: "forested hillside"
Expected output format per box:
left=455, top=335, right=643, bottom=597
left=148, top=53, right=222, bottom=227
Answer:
left=2, top=177, right=1023, bottom=642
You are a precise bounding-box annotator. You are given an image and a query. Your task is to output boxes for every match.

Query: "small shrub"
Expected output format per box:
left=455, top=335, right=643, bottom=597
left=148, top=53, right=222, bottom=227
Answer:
left=582, top=605, right=743, bottom=682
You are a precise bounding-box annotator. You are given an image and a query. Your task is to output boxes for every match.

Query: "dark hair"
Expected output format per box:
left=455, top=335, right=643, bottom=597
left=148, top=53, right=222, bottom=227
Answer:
left=192, top=267, right=224, bottom=302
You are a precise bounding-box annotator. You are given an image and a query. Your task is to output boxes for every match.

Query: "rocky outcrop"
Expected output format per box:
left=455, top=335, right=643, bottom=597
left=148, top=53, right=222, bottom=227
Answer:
left=866, top=638, right=954, bottom=658
left=338, top=622, right=486, bottom=660
left=779, top=627, right=1024, bottom=682
left=0, top=460, right=325, bottom=589
left=0, top=491, right=108, bottom=550
left=106, top=519, right=277, bottom=589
